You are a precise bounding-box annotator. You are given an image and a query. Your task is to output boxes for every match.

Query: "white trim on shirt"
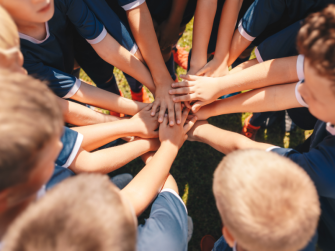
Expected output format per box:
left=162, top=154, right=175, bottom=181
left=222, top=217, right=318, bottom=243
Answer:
left=36, top=185, right=46, bottom=200
left=295, top=81, right=308, bottom=107
left=19, top=22, right=50, bottom=44
left=265, top=146, right=280, bottom=152
left=62, top=133, right=83, bottom=168
left=122, top=0, right=145, bottom=11
left=255, top=47, right=263, bottom=63
left=86, top=26, right=107, bottom=45
left=238, top=20, right=256, bottom=42
left=130, top=43, right=138, bottom=55
left=326, top=123, right=335, bottom=136
left=63, top=78, right=82, bottom=99
left=160, top=188, right=188, bottom=214
left=296, top=54, right=305, bottom=81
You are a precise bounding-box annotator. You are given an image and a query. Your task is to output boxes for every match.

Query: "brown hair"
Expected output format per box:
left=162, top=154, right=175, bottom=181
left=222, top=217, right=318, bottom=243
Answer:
left=0, top=70, right=63, bottom=191
left=2, top=174, right=137, bottom=251
left=0, top=5, right=18, bottom=50
left=297, top=4, right=335, bottom=79
left=213, top=149, right=320, bottom=251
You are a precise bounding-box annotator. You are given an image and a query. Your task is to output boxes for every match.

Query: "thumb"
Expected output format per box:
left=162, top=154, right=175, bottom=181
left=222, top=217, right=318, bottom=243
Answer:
left=195, top=66, right=208, bottom=76
left=192, top=101, right=204, bottom=113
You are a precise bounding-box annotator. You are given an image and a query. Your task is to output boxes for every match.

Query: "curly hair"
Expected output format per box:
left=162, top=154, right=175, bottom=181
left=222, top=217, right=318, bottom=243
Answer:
left=297, top=4, right=335, bottom=79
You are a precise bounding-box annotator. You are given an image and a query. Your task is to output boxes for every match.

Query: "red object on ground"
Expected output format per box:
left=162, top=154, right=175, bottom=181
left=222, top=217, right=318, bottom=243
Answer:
left=130, top=88, right=151, bottom=103
left=173, top=45, right=189, bottom=70
left=241, top=114, right=261, bottom=140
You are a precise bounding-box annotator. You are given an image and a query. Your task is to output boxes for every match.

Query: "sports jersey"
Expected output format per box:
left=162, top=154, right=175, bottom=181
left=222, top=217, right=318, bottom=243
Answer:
left=239, top=0, right=332, bottom=45
left=137, top=189, right=188, bottom=251
left=20, top=0, right=135, bottom=98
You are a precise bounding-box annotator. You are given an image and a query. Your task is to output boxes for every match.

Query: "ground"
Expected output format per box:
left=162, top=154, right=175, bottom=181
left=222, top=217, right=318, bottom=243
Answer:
left=80, top=19, right=313, bottom=251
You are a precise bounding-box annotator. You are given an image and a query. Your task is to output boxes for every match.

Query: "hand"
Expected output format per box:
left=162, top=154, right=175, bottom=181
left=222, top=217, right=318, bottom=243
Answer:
left=187, top=120, right=209, bottom=142
left=159, top=108, right=197, bottom=149
left=195, top=57, right=229, bottom=77
left=169, top=74, right=221, bottom=113
left=130, top=104, right=159, bottom=138
left=152, top=84, right=182, bottom=126
left=156, top=20, right=181, bottom=51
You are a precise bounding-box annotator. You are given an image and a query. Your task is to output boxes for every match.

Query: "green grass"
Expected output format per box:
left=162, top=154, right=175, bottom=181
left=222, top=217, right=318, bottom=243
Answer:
left=80, top=19, right=312, bottom=250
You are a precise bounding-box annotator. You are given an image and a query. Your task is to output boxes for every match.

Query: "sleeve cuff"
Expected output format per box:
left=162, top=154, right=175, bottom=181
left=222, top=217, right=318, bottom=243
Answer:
left=63, top=78, right=81, bottom=99
left=266, top=146, right=280, bottom=152
left=122, top=0, right=145, bottom=10
left=255, top=47, right=263, bottom=63
left=130, top=43, right=138, bottom=55
left=86, top=26, right=107, bottom=45
left=160, top=188, right=188, bottom=214
left=296, top=54, right=305, bottom=81
left=62, top=133, right=83, bottom=168
left=295, top=81, right=308, bottom=107
left=238, top=20, right=256, bottom=42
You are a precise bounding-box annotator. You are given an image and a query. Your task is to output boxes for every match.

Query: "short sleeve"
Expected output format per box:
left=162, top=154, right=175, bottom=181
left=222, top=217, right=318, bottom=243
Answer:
left=137, top=189, right=188, bottom=251
left=117, top=0, right=145, bottom=10
left=270, top=138, right=335, bottom=199
left=296, top=54, right=305, bottom=81
left=56, top=127, right=83, bottom=168
left=295, top=81, right=308, bottom=107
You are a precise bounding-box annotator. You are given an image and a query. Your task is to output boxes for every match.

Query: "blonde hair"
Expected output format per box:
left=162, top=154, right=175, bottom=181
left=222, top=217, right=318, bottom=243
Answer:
left=0, top=5, right=19, bottom=50
left=213, top=149, right=320, bottom=251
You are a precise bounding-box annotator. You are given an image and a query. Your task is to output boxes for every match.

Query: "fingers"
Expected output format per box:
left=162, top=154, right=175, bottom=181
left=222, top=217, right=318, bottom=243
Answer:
left=184, top=101, right=192, bottom=109
left=162, top=113, right=168, bottom=127
left=173, top=94, right=197, bottom=103
left=145, top=103, right=153, bottom=111
left=151, top=100, right=160, bottom=116
left=183, top=116, right=197, bottom=133
left=158, top=103, right=167, bottom=123
left=171, top=81, right=190, bottom=88
left=174, top=102, right=182, bottom=125
left=169, top=87, right=192, bottom=95
left=181, top=108, right=191, bottom=124
left=191, top=101, right=204, bottom=113
left=179, top=74, right=197, bottom=81
left=167, top=101, right=176, bottom=126
left=195, top=67, right=207, bottom=76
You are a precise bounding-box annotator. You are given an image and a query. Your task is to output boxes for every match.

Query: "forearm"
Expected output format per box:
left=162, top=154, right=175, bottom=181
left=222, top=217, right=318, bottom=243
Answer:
left=92, top=34, right=156, bottom=93
left=72, top=82, right=147, bottom=115
left=199, top=83, right=301, bottom=118
left=227, top=29, right=252, bottom=66
left=126, top=3, right=173, bottom=86
left=214, top=0, right=243, bottom=65
left=121, top=142, right=178, bottom=216
left=71, top=119, right=144, bottom=151
left=190, top=0, right=217, bottom=70
left=192, top=123, right=272, bottom=154
left=168, top=0, right=190, bottom=25
left=69, top=139, right=155, bottom=174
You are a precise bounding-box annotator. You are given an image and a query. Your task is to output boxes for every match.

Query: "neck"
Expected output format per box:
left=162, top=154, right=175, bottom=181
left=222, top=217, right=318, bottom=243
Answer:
left=15, top=19, right=46, bottom=40
left=0, top=198, right=33, bottom=240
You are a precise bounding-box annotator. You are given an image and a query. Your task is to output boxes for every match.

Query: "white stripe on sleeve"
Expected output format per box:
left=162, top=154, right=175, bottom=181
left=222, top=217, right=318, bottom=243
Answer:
left=255, top=47, right=263, bottom=63
left=295, top=81, right=308, bottom=107
left=238, top=20, right=256, bottom=41
left=86, top=27, right=107, bottom=45
left=296, top=54, right=305, bottom=81
left=63, top=78, right=82, bottom=99
left=62, top=133, right=83, bottom=168
left=160, top=188, right=188, bottom=214
left=122, top=0, right=145, bottom=11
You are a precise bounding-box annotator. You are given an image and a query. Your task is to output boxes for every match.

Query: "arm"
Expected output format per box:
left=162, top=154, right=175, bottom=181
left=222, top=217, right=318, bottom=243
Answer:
left=171, top=56, right=299, bottom=112
left=188, top=121, right=273, bottom=154
left=196, top=0, right=244, bottom=77
left=226, top=28, right=252, bottom=67
left=195, top=82, right=302, bottom=120
left=69, top=138, right=160, bottom=174
left=125, top=3, right=182, bottom=126
left=71, top=105, right=159, bottom=151
left=189, top=0, right=217, bottom=75
left=121, top=109, right=197, bottom=216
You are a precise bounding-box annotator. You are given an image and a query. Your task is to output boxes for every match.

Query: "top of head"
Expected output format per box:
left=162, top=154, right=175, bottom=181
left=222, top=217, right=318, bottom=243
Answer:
left=0, top=5, right=19, bottom=50
left=297, top=4, right=335, bottom=80
left=0, top=70, right=63, bottom=192
left=213, top=149, right=320, bottom=251
left=2, top=174, right=137, bottom=251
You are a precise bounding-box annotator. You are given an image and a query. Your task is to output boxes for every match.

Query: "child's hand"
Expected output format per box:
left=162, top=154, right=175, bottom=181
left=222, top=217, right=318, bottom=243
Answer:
left=159, top=108, right=197, bottom=149
left=169, top=75, right=221, bottom=113
left=130, top=104, right=159, bottom=138
left=195, top=57, right=229, bottom=77
left=187, top=120, right=209, bottom=142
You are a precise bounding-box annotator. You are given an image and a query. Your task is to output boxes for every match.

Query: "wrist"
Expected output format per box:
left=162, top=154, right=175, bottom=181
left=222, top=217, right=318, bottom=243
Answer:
left=160, top=140, right=179, bottom=153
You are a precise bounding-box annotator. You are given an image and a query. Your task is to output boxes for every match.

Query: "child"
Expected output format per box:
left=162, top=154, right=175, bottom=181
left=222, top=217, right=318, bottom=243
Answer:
left=187, top=5, right=335, bottom=250
left=201, top=150, right=320, bottom=251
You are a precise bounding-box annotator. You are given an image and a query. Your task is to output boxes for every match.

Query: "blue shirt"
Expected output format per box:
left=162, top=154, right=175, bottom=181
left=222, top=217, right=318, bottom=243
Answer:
left=137, top=189, right=188, bottom=251
left=20, top=0, right=135, bottom=98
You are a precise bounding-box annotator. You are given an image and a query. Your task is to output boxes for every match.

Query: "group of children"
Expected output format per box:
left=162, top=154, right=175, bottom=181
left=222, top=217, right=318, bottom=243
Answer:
left=0, top=0, right=334, bottom=250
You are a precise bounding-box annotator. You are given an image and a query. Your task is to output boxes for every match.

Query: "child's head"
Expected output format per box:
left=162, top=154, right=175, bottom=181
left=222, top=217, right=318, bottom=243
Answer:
left=0, top=70, right=63, bottom=211
left=2, top=174, right=137, bottom=251
left=0, top=6, right=25, bottom=74
left=213, top=150, right=320, bottom=251
left=297, top=4, right=335, bottom=124
left=0, top=0, right=54, bottom=26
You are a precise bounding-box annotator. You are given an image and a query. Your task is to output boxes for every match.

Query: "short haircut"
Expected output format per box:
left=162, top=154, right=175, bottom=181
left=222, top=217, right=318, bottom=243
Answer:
left=2, top=174, right=137, bottom=251
left=0, top=70, right=63, bottom=191
left=297, top=4, right=335, bottom=80
left=213, top=149, right=320, bottom=251
left=0, top=5, right=18, bottom=50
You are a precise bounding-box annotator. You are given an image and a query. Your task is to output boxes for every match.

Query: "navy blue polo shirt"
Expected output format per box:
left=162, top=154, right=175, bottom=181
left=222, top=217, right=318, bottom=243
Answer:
left=20, top=0, right=135, bottom=98
left=137, top=189, right=188, bottom=251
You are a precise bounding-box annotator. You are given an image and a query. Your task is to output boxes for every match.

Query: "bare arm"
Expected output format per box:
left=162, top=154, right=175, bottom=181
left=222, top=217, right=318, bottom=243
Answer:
left=69, top=138, right=160, bottom=174
left=227, top=28, right=252, bottom=66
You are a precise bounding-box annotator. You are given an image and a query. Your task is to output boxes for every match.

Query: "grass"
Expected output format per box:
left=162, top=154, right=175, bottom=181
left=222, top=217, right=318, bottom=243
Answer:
left=80, top=19, right=312, bottom=250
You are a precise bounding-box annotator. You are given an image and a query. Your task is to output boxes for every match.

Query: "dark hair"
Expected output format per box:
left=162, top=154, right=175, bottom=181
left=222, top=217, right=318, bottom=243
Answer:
left=297, top=4, right=335, bottom=80
left=2, top=174, right=137, bottom=251
left=0, top=70, right=63, bottom=191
